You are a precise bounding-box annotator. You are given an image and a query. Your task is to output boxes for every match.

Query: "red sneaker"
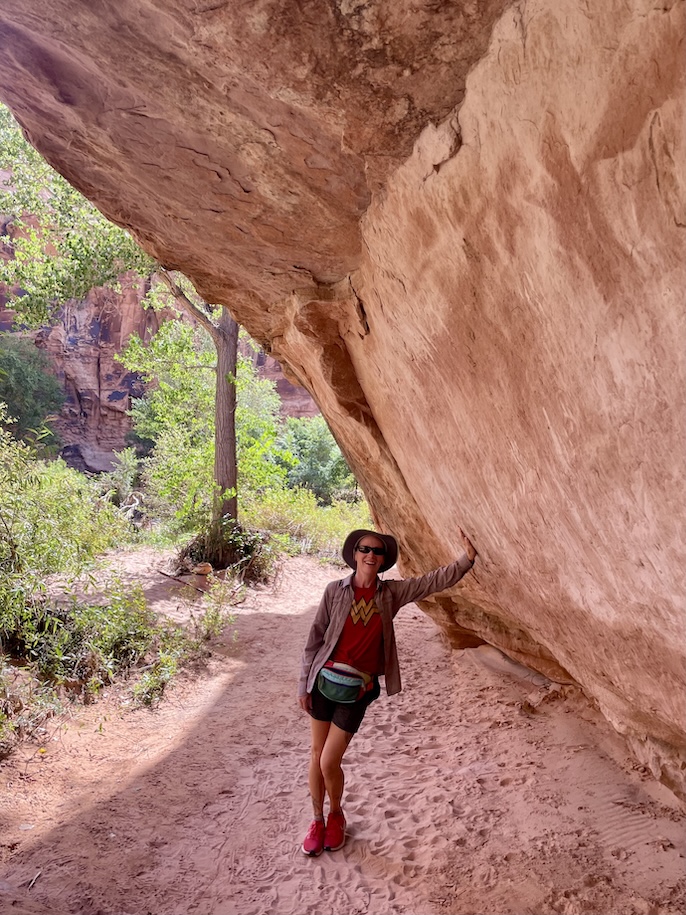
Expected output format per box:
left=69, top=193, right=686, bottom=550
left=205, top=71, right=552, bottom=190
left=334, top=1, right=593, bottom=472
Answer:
left=301, top=818, right=325, bottom=856
left=324, top=810, right=346, bottom=851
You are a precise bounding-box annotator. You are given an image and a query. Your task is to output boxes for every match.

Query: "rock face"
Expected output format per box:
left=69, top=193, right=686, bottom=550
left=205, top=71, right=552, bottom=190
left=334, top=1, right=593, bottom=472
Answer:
left=1, top=285, right=318, bottom=470
left=243, top=346, right=320, bottom=420
left=35, top=279, right=160, bottom=472
left=0, top=1, right=684, bottom=796
left=0, top=222, right=153, bottom=470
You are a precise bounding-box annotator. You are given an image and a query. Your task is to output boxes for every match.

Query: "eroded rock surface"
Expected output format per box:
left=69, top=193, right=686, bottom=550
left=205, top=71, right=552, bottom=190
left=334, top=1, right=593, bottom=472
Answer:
left=0, top=0, right=684, bottom=795
left=2, top=276, right=164, bottom=472
left=36, top=281, right=159, bottom=472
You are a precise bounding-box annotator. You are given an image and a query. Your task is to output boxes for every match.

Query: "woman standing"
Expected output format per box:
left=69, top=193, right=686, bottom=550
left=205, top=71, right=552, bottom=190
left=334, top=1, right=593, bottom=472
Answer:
left=298, top=527, right=477, bottom=856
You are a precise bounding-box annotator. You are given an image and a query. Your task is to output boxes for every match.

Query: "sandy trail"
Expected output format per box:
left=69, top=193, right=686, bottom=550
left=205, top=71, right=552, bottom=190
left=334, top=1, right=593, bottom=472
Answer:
left=1, top=552, right=684, bottom=915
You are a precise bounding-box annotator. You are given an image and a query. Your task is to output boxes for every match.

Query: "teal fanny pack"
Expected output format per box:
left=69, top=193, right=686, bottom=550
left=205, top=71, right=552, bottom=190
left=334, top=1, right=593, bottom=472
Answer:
left=317, top=663, right=371, bottom=704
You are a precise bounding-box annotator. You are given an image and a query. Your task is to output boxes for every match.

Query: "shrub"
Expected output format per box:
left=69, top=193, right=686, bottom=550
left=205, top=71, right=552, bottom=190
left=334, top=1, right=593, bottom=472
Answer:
left=0, top=410, right=129, bottom=583
left=132, top=591, right=237, bottom=706
left=132, top=652, right=180, bottom=706
left=0, top=335, right=64, bottom=444
left=0, top=410, right=132, bottom=692
left=1, top=578, right=155, bottom=691
left=0, top=571, right=240, bottom=747
left=280, top=416, right=357, bottom=504
left=0, top=660, right=61, bottom=757
left=97, top=447, right=140, bottom=507
left=241, top=487, right=372, bottom=558
left=4, top=460, right=129, bottom=576
left=178, top=516, right=283, bottom=583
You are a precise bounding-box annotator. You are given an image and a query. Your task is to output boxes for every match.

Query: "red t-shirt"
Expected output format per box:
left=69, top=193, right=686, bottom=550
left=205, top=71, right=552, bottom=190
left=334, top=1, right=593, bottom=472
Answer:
left=330, top=583, right=384, bottom=675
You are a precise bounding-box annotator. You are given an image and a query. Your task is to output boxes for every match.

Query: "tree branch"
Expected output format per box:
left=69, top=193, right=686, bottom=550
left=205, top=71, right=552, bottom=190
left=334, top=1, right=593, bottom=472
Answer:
left=156, top=268, right=219, bottom=340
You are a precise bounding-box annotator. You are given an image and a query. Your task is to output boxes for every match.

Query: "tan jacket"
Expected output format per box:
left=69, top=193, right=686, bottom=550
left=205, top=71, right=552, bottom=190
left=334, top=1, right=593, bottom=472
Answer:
left=298, top=553, right=474, bottom=698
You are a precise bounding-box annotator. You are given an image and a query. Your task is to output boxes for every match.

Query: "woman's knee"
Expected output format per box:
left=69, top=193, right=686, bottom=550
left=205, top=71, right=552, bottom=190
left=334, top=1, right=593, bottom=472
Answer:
left=319, top=745, right=347, bottom=780
left=310, top=743, right=324, bottom=766
left=319, top=734, right=352, bottom=778
left=309, top=717, right=331, bottom=763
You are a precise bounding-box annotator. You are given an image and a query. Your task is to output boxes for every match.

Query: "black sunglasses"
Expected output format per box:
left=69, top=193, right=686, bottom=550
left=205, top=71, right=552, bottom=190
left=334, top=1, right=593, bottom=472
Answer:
left=356, top=545, right=385, bottom=555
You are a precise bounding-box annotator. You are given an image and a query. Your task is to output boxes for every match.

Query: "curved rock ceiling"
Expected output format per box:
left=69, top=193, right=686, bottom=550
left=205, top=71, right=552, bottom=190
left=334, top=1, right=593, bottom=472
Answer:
left=0, top=0, right=684, bottom=797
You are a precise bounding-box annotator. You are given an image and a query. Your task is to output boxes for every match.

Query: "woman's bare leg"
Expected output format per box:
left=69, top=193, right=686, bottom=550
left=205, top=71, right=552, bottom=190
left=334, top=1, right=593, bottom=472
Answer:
left=309, top=719, right=355, bottom=816
left=308, top=717, right=331, bottom=818
left=319, top=723, right=354, bottom=814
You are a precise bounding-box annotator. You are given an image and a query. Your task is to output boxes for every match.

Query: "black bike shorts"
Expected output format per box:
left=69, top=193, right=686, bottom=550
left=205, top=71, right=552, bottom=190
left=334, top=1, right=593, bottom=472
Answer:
left=309, top=677, right=381, bottom=734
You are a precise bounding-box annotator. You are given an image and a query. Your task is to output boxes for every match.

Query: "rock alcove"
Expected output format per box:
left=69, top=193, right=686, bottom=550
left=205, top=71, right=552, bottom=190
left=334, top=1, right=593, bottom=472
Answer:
left=0, top=0, right=684, bottom=797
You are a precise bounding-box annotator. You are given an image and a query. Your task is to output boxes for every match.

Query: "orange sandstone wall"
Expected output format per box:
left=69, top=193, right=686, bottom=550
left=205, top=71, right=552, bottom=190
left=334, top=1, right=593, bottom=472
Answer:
left=0, top=0, right=683, bottom=795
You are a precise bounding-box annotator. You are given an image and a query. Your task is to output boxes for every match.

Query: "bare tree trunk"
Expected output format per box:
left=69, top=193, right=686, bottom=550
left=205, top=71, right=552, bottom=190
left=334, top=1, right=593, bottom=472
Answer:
left=212, top=307, right=238, bottom=523
left=156, top=270, right=240, bottom=529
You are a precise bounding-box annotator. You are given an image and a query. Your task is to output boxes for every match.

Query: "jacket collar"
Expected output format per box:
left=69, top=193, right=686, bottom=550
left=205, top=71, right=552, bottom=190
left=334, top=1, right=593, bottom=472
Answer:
left=339, top=572, right=383, bottom=591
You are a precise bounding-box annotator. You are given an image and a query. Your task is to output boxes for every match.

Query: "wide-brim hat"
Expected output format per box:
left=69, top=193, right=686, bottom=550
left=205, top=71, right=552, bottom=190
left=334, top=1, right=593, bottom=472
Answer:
left=342, top=529, right=398, bottom=573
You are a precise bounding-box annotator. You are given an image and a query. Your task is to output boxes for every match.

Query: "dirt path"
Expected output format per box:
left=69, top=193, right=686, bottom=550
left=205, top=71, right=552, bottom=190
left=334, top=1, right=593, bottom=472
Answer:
left=1, top=552, right=684, bottom=915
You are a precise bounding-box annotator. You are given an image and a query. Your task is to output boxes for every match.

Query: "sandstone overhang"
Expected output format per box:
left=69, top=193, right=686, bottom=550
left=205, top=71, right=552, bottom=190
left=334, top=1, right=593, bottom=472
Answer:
left=0, top=0, right=684, bottom=797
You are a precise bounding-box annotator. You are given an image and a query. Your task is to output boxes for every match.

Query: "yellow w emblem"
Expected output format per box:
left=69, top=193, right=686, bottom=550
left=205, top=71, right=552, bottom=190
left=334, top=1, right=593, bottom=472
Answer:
left=351, top=598, right=377, bottom=625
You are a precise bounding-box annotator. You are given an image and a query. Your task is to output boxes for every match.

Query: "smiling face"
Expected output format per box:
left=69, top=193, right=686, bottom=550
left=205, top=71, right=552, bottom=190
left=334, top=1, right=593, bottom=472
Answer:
left=354, top=535, right=386, bottom=579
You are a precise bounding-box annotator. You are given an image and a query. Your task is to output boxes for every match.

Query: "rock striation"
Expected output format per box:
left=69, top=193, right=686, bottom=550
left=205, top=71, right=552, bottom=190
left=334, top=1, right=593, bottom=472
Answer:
left=0, top=0, right=684, bottom=796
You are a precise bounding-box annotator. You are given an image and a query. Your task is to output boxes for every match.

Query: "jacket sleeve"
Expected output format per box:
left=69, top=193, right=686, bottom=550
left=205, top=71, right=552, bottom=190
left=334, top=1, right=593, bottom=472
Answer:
left=297, top=582, right=334, bottom=697
left=387, top=552, right=474, bottom=617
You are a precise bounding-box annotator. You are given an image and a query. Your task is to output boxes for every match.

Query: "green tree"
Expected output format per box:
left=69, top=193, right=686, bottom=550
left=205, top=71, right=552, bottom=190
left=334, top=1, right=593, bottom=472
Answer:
left=0, top=103, right=241, bottom=540
left=0, top=105, right=153, bottom=326
left=118, top=321, right=290, bottom=534
left=0, top=335, right=64, bottom=441
left=281, top=415, right=356, bottom=504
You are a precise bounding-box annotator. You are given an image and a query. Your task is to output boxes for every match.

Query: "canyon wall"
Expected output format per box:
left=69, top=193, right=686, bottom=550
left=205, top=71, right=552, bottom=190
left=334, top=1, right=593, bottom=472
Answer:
left=0, top=0, right=683, bottom=795
left=35, top=280, right=160, bottom=472
left=1, top=220, right=157, bottom=470
left=1, top=285, right=318, bottom=472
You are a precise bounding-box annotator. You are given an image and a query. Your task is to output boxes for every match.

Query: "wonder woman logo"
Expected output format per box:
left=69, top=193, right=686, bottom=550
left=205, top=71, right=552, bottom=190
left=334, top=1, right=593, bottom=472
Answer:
left=351, top=598, right=378, bottom=625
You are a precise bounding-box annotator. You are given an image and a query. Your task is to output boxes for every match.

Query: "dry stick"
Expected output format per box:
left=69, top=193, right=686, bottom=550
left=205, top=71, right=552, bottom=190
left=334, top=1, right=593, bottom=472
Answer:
left=158, top=569, right=247, bottom=603
left=28, top=870, right=42, bottom=890
left=155, top=569, right=207, bottom=594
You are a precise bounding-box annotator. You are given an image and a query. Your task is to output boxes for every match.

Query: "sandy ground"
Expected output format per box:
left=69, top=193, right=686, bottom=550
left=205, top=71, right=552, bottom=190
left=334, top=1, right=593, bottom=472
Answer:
left=0, top=551, right=684, bottom=915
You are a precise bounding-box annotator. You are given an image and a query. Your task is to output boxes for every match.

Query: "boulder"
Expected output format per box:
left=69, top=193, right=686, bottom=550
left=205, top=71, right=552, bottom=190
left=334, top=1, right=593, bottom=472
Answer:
left=0, top=0, right=683, bottom=796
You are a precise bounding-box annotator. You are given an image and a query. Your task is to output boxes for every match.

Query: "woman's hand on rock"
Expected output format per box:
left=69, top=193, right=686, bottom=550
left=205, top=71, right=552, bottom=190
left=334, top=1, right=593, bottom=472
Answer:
left=459, top=528, right=477, bottom=563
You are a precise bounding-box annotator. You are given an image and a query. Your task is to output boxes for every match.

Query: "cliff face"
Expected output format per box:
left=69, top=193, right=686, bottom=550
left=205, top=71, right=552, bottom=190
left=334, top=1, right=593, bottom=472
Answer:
left=2, top=245, right=316, bottom=470
left=0, top=0, right=684, bottom=796
left=35, top=279, right=160, bottom=472
left=1, top=276, right=164, bottom=471
left=1, top=285, right=318, bottom=470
